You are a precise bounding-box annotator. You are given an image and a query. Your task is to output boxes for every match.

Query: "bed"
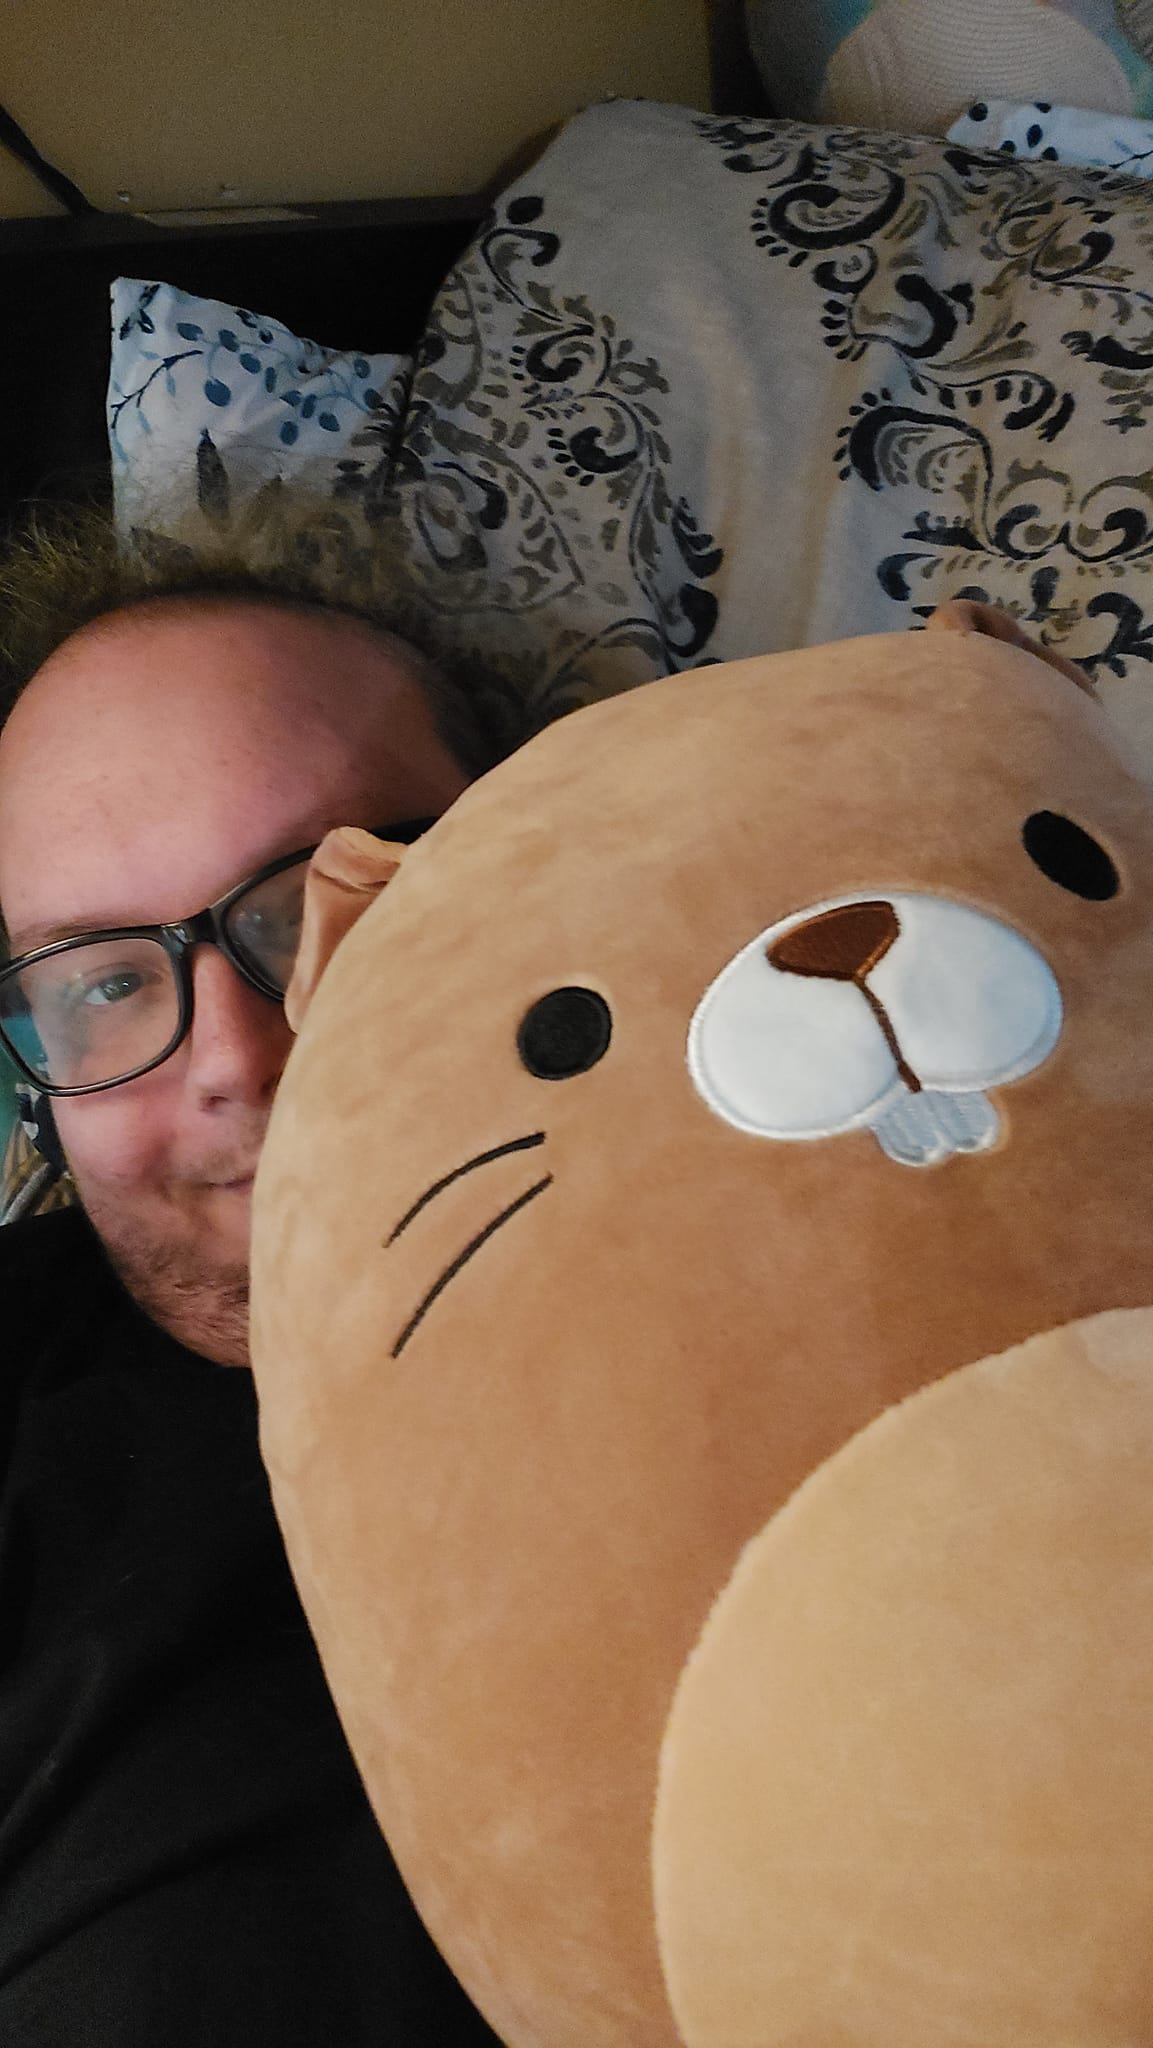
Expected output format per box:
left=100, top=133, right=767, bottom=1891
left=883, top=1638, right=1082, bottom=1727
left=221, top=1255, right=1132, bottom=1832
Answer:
left=5, top=0, right=1153, bottom=1209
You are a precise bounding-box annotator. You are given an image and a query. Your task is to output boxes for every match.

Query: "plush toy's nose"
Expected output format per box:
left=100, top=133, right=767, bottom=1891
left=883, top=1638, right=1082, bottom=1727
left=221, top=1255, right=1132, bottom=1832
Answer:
left=769, top=901, right=920, bottom=1093
left=768, top=900, right=899, bottom=985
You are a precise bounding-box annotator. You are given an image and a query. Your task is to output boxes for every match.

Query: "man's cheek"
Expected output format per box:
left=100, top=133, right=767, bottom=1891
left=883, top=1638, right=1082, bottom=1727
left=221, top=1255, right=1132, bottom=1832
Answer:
left=53, top=1090, right=172, bottom=1190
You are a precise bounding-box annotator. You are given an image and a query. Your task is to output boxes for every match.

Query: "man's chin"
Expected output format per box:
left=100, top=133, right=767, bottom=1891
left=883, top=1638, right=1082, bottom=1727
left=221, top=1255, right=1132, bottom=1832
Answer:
left=76, top=1181, right=254, bottom=1368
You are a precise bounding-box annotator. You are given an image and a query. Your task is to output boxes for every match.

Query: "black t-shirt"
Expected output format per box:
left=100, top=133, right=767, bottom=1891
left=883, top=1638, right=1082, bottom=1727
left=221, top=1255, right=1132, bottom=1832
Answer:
left=0, top=1208, right=500, bottom=2046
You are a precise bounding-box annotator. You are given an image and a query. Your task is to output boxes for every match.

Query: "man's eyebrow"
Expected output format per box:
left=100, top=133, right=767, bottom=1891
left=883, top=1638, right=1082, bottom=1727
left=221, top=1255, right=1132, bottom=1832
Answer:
left=6, top=918, right=109, bottom=956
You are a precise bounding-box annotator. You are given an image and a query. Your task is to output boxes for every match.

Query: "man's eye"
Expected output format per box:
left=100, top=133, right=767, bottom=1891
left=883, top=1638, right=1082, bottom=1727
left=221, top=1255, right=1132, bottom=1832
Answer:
left=75, top=968, right=149, bottom=1009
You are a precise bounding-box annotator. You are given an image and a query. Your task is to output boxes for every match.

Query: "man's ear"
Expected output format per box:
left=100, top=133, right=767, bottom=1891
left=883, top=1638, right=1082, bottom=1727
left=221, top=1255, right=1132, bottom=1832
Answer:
left=925, top=599, right=1096, bottom=698
left=286, top=826, right=408, bottom=1032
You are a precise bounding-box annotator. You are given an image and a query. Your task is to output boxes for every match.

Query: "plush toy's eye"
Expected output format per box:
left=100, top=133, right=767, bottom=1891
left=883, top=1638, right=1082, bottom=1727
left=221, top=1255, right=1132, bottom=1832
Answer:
left=1022, top=811, right=1119, bottom=900
left=517, top=987, right=612, bottom=1079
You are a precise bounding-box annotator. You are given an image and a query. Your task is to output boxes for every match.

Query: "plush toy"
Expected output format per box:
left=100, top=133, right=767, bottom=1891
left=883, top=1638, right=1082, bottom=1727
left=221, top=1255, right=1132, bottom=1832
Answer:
left=745, top=0, right=1153, bottom=134
left=250, top=603, right=1153, bottom=2048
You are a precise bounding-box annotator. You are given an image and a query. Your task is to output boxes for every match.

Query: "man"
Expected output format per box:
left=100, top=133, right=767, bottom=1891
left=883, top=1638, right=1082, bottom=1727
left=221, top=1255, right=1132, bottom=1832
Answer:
left=0, top=520, right=510, bottom=2043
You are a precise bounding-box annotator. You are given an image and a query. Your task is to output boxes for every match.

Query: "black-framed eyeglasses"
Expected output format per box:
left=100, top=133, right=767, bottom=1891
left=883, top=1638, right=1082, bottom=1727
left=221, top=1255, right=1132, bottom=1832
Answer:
left=0, top=817, right=434, bottom=1097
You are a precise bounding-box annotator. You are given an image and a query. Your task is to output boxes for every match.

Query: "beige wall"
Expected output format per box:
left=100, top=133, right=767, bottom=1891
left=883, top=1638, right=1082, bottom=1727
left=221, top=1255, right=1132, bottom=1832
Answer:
left=2, top=0, right=711, bottom=219
left=0, top=148, right=60, bottom=221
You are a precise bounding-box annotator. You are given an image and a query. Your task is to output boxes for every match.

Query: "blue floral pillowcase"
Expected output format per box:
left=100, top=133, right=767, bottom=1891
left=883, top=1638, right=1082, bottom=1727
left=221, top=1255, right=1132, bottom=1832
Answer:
left=109, top=278, right=412, bottom=544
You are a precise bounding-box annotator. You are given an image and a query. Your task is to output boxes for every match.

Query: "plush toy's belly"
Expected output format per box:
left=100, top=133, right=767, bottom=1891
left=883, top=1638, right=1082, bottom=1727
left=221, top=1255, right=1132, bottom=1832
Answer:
left=656, top=1306, right=1153, bottom=2048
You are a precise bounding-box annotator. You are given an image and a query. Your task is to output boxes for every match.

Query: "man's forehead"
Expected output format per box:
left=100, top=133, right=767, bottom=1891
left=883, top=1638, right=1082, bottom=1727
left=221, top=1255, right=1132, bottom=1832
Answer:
left=0, top=599, right=449, bottom=952
left=8, top=596, right=424, bottom=726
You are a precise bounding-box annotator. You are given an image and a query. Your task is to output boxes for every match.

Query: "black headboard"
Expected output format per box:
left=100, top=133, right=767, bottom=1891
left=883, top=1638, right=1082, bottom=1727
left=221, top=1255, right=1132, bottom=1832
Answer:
left=0, top=197, right=484, bottom=523
left=708, top=0, right=771, bottom=115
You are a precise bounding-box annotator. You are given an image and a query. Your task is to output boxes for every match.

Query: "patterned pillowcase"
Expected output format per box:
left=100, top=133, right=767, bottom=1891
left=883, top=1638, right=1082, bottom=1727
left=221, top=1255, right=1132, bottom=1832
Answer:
left=110, top=278, right=411, bottom=539
left=108, top=98, right=1153, bottom=769
left=106, top=177, right=734, bottom=746
left=0, top=1068, right=74, bottom=1227
left=947, top=94, right=1153, bottom=172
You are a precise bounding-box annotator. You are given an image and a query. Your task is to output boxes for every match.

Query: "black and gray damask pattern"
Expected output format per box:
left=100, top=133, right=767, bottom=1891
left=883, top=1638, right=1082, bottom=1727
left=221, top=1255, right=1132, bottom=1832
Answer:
left=123, top=103, right=1153, bottom=736
left=163, top=189, right=725, bottom=739
left=698, top=114, right=1153, bottom=679
left=336, top=194, right=723, bottom=727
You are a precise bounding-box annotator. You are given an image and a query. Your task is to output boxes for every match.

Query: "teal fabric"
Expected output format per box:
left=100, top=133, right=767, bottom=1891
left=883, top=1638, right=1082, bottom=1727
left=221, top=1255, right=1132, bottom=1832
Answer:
left=744, top=0, right=1153, bottom=129
left=0, top=1048, right=19, bottom=1150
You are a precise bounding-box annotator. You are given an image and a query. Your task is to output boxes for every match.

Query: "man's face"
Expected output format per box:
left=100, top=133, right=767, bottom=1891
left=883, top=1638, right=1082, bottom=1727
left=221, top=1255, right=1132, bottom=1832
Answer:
left=0, top=599, right=472, bottom=1365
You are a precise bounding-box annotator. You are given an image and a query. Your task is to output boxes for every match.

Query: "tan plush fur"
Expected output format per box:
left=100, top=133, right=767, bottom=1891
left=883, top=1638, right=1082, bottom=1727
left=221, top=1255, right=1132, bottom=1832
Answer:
left=655, top=1307, right=1153, bottom=2047
left=250, top=615, right=1153, bottom=2047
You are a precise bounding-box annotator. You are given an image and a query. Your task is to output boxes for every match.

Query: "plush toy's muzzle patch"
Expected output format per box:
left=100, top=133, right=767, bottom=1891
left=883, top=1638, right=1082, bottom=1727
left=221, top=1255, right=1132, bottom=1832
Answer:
left=689, top=889, right=1063, bottom=1165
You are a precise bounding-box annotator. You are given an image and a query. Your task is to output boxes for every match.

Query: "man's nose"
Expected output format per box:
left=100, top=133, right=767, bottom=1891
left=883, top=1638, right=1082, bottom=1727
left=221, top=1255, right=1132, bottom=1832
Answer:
left=184, top=944, right=293, bottom=1106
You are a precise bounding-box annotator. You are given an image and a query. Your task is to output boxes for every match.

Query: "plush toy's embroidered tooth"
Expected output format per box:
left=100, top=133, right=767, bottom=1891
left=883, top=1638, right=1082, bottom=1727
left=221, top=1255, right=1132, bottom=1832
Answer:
left=873, top=1084, right=1001, bottom=1167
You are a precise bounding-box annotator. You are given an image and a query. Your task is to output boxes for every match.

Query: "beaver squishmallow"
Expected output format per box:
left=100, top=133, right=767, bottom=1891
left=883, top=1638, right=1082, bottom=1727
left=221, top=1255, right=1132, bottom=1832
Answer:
left=250, top=601, right=1153, bottom=2048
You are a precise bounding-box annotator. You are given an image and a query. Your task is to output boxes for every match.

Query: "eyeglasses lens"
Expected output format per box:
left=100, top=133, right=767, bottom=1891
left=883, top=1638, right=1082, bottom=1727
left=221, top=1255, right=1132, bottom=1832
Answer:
left=223, top=856, right=310, bottom=998
left=0, top=936, right=182, bottom=1091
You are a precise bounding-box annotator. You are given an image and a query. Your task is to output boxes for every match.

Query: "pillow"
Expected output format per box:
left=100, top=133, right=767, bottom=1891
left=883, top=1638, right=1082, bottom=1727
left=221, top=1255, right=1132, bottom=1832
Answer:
left=745, top=0, right=1153, bottom=135
left=109, top=99, right=1153, bottom=774
left=108, top=203, right=732, bottom=746
left=947, top=94, right=1153, bottom=172
left=110, top=278, right=411, bottom=537
left=0, top=1065, right=72, bottom=1226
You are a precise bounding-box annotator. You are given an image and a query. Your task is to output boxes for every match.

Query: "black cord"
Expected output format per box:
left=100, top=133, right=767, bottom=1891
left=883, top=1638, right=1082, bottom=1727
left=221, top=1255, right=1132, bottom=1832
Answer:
left=0, top=98, right=96, bottom=215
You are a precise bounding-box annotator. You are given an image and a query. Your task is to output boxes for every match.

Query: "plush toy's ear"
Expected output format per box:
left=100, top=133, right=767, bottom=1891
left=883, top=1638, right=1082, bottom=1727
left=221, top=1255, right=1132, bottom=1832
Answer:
left=285, top=826, right=408, bottom=1031
left=925, top=599, right=1095, bottom=697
